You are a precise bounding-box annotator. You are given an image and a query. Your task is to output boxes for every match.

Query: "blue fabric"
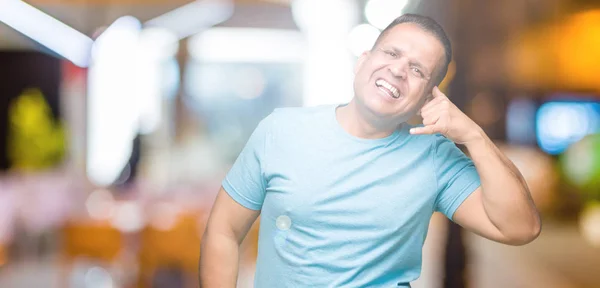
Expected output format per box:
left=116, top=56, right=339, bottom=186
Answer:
left=222, top=104, right=481, bottom=287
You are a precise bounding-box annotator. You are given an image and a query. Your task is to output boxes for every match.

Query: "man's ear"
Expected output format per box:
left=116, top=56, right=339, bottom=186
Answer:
left=416, top=92, right=434, bottom=116
left=354, top=51, right=370, bottom=74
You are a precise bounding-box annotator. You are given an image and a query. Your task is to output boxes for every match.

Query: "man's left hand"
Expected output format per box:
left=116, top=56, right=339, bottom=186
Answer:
left=409, top=86, right=483, bottom=145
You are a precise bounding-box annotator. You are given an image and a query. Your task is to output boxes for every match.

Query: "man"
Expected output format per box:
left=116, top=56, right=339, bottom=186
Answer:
left=200, top=14, right=541, bottom=287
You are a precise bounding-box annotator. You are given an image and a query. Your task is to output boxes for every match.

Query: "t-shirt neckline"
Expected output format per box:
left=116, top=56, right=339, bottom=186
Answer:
left=329, top=103, right=403, bottom=145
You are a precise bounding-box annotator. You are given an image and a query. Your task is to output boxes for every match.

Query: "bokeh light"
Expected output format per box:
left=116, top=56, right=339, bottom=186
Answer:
left=84, top=266, right=114, bottom=288
left=536, top=101, right=600, bottom=155
left=579, top=201, right=600, bottom=247
left=347, top=24, right=381, bottom=57
left=365, top=0, right=410, bottom=30
left=561, top=134, right=600, bottom=197
left=499, top=144, right=558, bottom=212
left=506, top=98, right=537, bottom=145
left=292, top=0, right=359, bottom=32
left=110, top=201, right=144, bottom=233
left=86, top=189, right=116, bottom=221
left=149, top=202, right=181, bottom=231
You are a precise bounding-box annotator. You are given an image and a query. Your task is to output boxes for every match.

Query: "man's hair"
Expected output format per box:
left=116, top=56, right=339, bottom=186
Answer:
left=372, top=13, right=452, bottom=85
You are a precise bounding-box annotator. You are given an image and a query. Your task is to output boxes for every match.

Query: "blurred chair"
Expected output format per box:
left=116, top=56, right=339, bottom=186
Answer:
left=239, top=217, right=260, bottom=266
left=62, top=220, right=123, bottom=262
left=60, top=220, right=124, bottom=287
left=137, top=211, right=203, bottom=288
left=0, top=243, right=6, bottom=268
left=235, top=217, right=261, bottom=287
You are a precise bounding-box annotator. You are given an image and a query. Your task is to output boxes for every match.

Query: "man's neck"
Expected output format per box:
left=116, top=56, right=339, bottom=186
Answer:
left=336, top=100, right=399, bottom=139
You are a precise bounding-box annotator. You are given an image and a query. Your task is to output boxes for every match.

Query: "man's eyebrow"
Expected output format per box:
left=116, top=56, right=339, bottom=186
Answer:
left=409, top=60, right=427, bottom=73
left=389, top=46, right=404, bottom=56
left=389, top=46, right=429, bottom=74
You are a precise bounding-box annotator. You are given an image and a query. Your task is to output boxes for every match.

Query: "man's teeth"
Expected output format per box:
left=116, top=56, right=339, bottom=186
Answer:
left=375, top=79, right=400, bottom=98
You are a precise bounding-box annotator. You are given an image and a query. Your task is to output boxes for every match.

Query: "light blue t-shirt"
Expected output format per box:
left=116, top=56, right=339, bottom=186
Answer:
left=222, top=104, right=481, bottom=287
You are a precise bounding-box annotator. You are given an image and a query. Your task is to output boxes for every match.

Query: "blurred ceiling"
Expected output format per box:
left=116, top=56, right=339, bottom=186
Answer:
left=2, top=0, right=599, bottom=94
left=0, top=0, right=296, bottom=50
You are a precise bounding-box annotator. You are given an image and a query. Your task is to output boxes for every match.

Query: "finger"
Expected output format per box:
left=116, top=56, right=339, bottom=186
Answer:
left=421, top=101, right=441, bottom=117
left=422, top=114, right=439, bottom=126
left=423, top=97, right=454, bottom=116
left=410, top=125, right=438, bottom=135
left=421, top=91, right=447, bottom=110
left=422, top=94, right=443, bottom=109
left=421, top=99, right=448, bottom=117
left=421, top=103, right=440, bottom=118
left=432, top=86, right=448, bottom=99
left=421, top=101, right=441, bottom=115
left=418, top=96, right=433, bottom=116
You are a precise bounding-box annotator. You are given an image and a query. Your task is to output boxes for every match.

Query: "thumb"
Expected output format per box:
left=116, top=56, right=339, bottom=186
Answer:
left=410, top=125, right=437, bottom=135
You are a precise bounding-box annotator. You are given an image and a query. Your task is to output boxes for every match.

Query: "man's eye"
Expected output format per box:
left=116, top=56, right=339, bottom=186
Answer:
left=412, top=67, right=423, bottom=77
left=385, top=51, right=397, bottom=57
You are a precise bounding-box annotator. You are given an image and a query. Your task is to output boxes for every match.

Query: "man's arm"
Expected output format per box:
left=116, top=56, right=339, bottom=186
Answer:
left=200, top=187, right=260, bottom=287
left=453, top=133, right=541, bottom=245
left=411, top=86, right=541, bottom=245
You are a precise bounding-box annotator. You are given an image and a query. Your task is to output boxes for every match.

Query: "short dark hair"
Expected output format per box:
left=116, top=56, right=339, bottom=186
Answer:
left=372, top=13, right=452, bottom=85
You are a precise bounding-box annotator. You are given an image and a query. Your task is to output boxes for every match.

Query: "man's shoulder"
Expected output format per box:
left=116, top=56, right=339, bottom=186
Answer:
left=267, top=104, right=333, bottom=124
left=272, top=104, right=332, bottom=117
left=256, top=105, right=334, bottom=139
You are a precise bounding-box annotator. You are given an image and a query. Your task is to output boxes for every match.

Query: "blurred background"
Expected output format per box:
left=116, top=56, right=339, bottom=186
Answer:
left=0, top=0, right=599, bottom=287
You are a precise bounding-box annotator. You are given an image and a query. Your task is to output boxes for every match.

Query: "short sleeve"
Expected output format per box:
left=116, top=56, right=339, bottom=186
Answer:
left=433, top=136, right=481, bottom=220
left=222, top=114, right=274, bottom=211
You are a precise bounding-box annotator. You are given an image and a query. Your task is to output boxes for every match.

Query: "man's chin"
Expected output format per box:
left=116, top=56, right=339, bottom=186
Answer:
left=354, top=94, right=414, bottom=121
left=364, top=104, right=412, bottom=122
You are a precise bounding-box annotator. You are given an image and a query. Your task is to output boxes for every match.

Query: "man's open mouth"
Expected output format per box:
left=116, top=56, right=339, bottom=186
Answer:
left=375, top=79, right=400, bottom=99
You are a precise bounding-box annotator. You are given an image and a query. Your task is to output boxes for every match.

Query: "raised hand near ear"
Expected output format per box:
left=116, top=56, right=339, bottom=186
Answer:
left=410, top=86, right=483, bottom=145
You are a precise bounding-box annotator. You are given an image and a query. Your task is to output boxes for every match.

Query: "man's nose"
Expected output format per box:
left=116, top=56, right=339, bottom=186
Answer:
left=389, top=59, right=408, bottom=79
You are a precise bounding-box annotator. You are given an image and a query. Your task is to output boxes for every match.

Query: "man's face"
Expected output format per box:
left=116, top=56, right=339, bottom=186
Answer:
left=353, top=23, right=445, bottom=123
